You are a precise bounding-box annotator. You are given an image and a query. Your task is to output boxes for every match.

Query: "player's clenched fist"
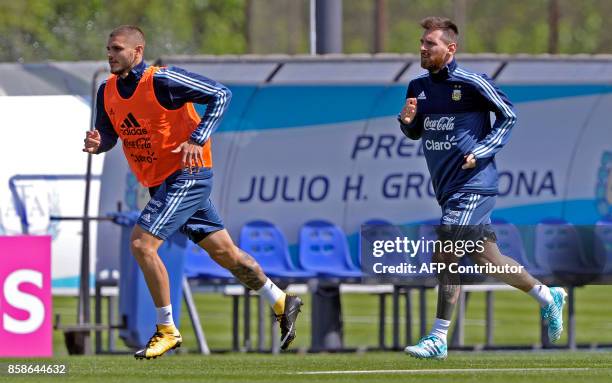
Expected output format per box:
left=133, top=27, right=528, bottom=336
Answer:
left=400, top=98, right=418, bottom=124
left=82, top=129, right=101, bottom=153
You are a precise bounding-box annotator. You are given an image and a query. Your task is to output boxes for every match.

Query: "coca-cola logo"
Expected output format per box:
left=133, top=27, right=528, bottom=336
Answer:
left=424, top=116, right=455, bottom=131
left=123, top=137, right=152, bottom=149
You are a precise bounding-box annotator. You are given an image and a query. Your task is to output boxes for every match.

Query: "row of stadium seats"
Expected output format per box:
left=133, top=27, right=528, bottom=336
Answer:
left=185, top=220, right=359, bottom=282
left=184, top=218, right=612, bottom=286
left=489, top=218, right=612, bottom=285
left=373, top=218, right=612, bottom=285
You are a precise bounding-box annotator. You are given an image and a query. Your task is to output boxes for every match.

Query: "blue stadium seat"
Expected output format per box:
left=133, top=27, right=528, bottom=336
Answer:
left=240, top=220, right=316, bottom=280
left=492, top=219, right=531, bottom=267
left=183, top=240, right=234, bottom=281
left=534, top=218, right=591, bottom=280
left=359, top=218, right=419, bottom=280
left=299, top=220, right=361, bottom=279
left=594, top=219, right=612, bottom=275
left=359, top=219, right=394, bottom=269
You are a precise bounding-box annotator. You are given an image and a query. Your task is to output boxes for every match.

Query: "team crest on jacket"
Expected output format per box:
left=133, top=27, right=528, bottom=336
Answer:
left=452, top=89, right=462, bottom=101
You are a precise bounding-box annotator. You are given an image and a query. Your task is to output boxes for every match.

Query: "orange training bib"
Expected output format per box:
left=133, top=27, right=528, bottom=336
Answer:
left=103, top=66, right=212, bottom=187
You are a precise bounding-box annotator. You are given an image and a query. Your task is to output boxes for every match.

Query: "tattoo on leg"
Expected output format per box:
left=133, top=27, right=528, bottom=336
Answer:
left=436, top=284, right=460, bottom=320
left=228, top=250, right=266, bottom=290
left=433, top=252, right=461, bottom=321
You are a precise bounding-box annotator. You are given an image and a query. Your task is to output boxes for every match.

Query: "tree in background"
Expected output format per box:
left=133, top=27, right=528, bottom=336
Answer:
left=0, top=0, right=246, bottom=62
left=0, top=0, right=610, bottom=62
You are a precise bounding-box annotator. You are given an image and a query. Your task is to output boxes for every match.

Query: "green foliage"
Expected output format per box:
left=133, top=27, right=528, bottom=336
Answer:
left=0, top=0, right=611, bottom=62
left=0, top=0, right=247, bottom=62
left=465, top=0, right=549, bottom=54
left=384, top=0, right=454, bottom=54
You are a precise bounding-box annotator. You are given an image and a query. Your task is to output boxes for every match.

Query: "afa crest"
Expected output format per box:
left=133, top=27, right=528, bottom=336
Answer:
left=595, top=151, right=612, bottom=218
left=452, top=89, right=462, bottom=101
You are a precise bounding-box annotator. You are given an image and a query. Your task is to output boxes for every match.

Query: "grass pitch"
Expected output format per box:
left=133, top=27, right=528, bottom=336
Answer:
left=52, top=286, right=612, bottom=353
left=3, top=285, right=607, bottom=382
left=2, top=351, right=611, bottom=382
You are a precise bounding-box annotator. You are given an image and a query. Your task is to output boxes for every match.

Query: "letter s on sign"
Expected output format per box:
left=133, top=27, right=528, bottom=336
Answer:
left=3, top=270, right=44, bottom=334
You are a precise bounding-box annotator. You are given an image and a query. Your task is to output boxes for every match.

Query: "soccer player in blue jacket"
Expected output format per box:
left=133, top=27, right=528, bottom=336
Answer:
left=399, top=17, right=566, bottom=359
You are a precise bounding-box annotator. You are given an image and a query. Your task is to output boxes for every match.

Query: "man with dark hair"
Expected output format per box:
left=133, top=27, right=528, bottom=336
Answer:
left=109, top=25, right=145, bottom=45
left=419, top=16, right=458, bottom=43
left=83, top=25, right=303, bottom=359
left=399, top=17, right=566, bottom=359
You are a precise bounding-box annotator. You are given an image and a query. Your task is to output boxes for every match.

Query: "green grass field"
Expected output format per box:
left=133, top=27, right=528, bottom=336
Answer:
left=4, top=285, right=610, bottom=382
left=2, top=352, right=612, bottom=382
left=52, top=285, right=612, bottom=352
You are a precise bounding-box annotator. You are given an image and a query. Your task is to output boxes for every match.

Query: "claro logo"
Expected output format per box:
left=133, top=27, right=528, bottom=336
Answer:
left=425, top=135, right=458, bottom=151
left=424, top=116, right=455, bottom=131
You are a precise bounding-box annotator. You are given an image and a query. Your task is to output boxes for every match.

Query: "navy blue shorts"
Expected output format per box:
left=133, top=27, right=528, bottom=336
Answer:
left=438, top=192, right=497, bottom=242
left=440, top=192, right=495, bottom=225
left=137, top=168, right=224, bottom=243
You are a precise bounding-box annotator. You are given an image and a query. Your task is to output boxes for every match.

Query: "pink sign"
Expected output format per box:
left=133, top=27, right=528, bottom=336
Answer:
left=0, top=236, right=52, bottom=357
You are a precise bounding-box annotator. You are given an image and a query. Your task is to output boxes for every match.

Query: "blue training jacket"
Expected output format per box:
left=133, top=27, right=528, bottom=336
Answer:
left=399, top=58, right=517, bottom=205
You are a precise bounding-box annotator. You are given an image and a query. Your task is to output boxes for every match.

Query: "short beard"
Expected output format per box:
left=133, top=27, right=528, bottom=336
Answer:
left=421, top=55, right=447, bottom=73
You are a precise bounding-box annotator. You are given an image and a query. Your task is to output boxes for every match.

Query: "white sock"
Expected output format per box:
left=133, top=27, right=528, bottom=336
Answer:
left=156, top=304, right=174, bottom=326
left=528, top=285, right=554, bottom=307
left=430, top=318, right=451, bottom=343
left=256, top=278, right=286, bottom=315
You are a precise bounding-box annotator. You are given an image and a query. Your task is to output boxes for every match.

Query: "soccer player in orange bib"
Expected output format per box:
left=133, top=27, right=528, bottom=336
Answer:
left=83, top=25, right=302, bottom=359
